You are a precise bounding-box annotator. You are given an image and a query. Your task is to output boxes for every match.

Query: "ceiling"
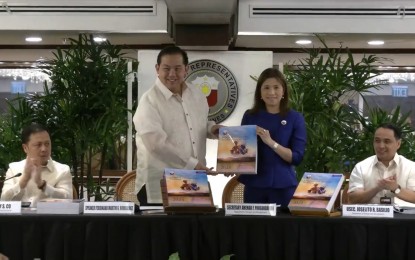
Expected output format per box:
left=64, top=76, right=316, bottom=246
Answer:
left=1, top=0, right=415, bottom=53
left=2, top=31, right=415, bottom=50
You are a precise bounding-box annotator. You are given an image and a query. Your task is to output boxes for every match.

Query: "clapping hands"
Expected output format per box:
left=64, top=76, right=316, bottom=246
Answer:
left=20, top=157, right=43, bottom=188
left=378, top=175, right=399, bottom=191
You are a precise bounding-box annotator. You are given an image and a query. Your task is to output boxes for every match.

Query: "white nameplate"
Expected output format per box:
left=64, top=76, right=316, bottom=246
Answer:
left=225, top=203, right=277, bottom=216
left=84, top=202, right=135, bottom=214
left=0, top=201, right=21, bottom=214
left=342, top=204, right=393, bottom=218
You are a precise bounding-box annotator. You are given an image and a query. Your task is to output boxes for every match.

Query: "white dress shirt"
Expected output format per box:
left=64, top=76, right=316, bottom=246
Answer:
left=1, top=159, right=73, bottom=206
left=348, top=154, right=415, bottom=204
left=133, top=78, right=216, bottom=203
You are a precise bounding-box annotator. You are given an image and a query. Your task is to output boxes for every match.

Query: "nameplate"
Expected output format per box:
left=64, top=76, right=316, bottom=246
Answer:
left=342, top=204, right=393, bottom=218
left=83, top=202, right=135, bottom=214
left=0, top=201, right=21, bottom=214
left=225, top=203, right=277, bottom=216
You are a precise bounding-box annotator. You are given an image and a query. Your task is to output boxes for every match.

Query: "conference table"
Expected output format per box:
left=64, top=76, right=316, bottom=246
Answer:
left=0, top=210, right=414, bottom=260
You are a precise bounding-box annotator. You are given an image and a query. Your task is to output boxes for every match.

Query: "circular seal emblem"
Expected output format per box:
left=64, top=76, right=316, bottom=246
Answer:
left=186, top=59, right=238, bottom=123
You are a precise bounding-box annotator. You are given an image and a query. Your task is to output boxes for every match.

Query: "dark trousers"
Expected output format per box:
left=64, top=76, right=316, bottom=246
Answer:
left=136, top=185, right=163, bottom=206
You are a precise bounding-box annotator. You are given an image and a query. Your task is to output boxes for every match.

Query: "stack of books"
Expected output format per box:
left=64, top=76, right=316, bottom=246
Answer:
left=394, top=197, right=415, bottom=214
left=36, top=198, right=85, bottom=214
left=288, top=172, right=344, bottom=216
left=160, top=168, right=215, bottom=214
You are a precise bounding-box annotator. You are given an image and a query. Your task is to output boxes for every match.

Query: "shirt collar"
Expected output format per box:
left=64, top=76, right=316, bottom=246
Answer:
left=374, top=153, right=400, bottom=167
left=40, top=158, right=54, bottom=172
left=24, top=158, right=53, bottom=172
left=155, top=77, right=188, bottom=100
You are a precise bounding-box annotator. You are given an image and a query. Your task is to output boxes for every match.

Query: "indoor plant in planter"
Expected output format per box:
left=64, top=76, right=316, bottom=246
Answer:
left=40, top=34, right=133, bottom=200
left=285, top=36, right=414, bottom=179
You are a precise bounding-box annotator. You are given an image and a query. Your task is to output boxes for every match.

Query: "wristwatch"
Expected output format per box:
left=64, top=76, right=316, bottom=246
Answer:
left=391, top=185, right=401, bottom=194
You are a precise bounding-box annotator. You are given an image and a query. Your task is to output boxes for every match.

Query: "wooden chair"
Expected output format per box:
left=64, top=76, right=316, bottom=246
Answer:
left=341, top=180, right=350, bottom=205
left=221, top=176, right=245, bottom=208
left=72, top=183, right=78, bottom=199
left=114, top=171, right=140, bottom=205
left=341, top=173, right=351, bottom=205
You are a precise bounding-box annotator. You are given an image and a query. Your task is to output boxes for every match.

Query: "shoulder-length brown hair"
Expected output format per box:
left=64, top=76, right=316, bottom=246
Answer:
left=248, top=68, right=290, bottom=115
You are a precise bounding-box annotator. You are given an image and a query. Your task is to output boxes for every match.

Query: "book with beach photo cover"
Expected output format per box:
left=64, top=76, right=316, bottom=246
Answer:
left=160, top=168, right=215, bottom=213
left=216, top=125, right=257, bottom=174
left=288, top=172, right=345, bottom=216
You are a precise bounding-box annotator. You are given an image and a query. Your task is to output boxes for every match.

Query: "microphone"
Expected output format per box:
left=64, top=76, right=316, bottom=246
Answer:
left=2, top=172, right=22, bottom=182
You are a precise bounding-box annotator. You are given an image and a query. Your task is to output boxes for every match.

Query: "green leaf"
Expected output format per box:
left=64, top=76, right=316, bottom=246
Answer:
left=168, top=252, right=180, bottom=260
left=220, top=254, right=235, bottom=260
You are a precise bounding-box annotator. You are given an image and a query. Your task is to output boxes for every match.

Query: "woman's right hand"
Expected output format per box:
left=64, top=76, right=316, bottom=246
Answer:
left=256, top=126, right=274, bottom=147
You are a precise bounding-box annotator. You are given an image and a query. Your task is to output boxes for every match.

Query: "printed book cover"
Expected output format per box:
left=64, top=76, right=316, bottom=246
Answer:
left=161, top=168, right=213, bottom=207
left=288, top=172, right=345, bottom=216
left=216, top=125, right=257, bottom=174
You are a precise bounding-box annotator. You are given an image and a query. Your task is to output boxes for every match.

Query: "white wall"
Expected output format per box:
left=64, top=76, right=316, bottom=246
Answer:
left=137, top=50, right=273, bottom=207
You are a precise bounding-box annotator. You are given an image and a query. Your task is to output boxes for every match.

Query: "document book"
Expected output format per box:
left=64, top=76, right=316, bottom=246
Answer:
left=160, top=168, right=215, bottom=214
left=394, top=197, right=415, bottom=214
left=216, top=125, right=257, bottom=174
left=37, top=198, right=85, bottom=214
left=288, top=172, right=344, bottom=216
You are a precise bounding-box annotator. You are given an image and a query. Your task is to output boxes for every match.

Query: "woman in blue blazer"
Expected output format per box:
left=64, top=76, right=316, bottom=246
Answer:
left=238, top=68, right=307, bottom=210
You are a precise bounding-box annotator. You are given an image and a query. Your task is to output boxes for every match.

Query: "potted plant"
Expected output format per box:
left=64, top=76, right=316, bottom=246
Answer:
left=284, top=36, right=415, bottom=179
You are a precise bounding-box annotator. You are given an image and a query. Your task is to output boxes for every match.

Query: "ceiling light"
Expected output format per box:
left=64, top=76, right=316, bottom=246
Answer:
left=296, top=40, right=312, bottom=45
left=25, top=37, right=42, bottom=42
left=93, top=37, right=107, bottom=43
left=368, top=40, right=384, bottom=46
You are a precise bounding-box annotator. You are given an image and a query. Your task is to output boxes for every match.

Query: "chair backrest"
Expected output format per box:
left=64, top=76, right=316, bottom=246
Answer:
left=72, top=183, right=78, bottom=199
left=114, top=170, right=140, bottom=205
left=341, top=182, right=349, bottom=205
left=341, top=173, right=350, bottom=205
left=221, top=176, right=245, bottom=208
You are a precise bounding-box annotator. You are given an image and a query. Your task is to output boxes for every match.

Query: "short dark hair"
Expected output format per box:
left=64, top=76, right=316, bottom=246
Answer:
left=156, top=46, right=189, bottom=66
left=21, top=123, right=49, bottom=144
left=249, top=68, right=290, bottom=115
left=377, top=123, right=402, bottom=140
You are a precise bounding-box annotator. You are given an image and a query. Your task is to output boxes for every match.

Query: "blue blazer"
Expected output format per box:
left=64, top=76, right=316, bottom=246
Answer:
left=238, top=109, right=307, bottom=189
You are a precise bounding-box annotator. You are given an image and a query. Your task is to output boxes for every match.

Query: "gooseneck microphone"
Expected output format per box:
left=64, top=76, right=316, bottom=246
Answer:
left=2, top=172, right=22, bottom=182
